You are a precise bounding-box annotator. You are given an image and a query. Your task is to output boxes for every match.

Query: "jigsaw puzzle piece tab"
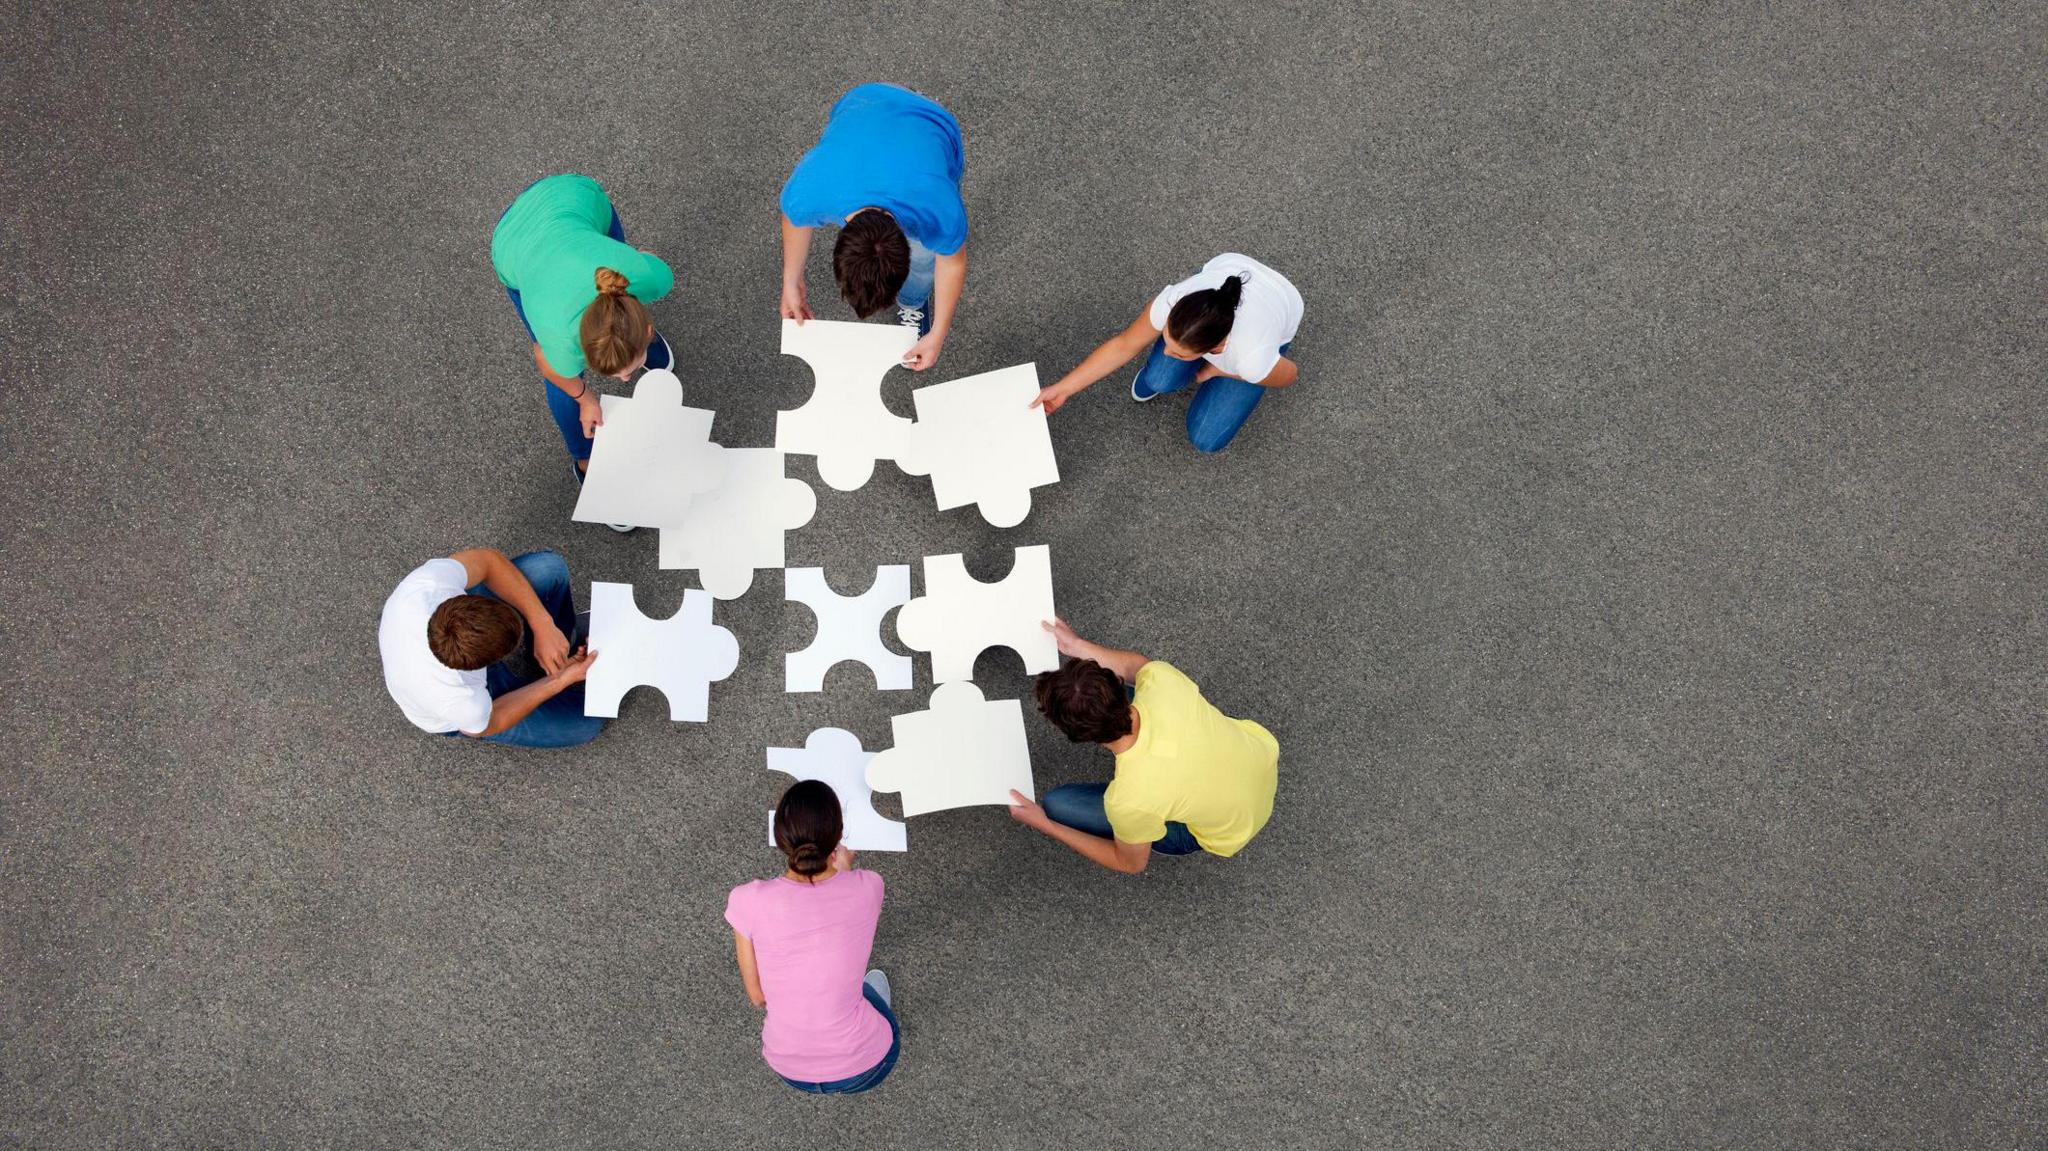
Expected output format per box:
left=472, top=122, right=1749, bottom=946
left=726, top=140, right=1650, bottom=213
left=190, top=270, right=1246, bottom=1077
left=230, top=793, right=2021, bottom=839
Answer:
left=784, top=565, right=914, bottom=693
left=766, top=727, right=907, bottom=852
left=658, top=448, right=817, bottom=599
left=865, top=683, right=1035, bottom=818
left=893, top=545, right=1059, bottom=684
left=583, top=582, right=739, bottom=722
left=774, top=319, right=917, bottom=492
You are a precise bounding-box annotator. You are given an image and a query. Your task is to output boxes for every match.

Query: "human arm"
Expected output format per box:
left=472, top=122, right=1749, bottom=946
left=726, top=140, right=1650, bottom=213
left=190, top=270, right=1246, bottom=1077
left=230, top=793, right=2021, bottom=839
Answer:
left=779, top=215, right=815, bottom=322
left=462, top=646, right=596, bottom=737
left=450, top=547, right=571, bottom=673
left=531, top=344, right=603, bottom=437
left=733, top=929, right=767, bottom=1008
left=1007, top=790, right=1151, bottom=874
left=902, top=247, right=966, bottom=371
left=1032, top=307, right=1160, bottom=413
left=1041, top=617, right=1150, bottom=683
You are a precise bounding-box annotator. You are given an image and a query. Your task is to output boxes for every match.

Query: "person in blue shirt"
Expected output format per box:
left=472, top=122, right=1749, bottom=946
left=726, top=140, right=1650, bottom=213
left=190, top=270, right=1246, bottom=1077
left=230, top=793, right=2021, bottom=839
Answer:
left=779, top=83, right=968, bottom=373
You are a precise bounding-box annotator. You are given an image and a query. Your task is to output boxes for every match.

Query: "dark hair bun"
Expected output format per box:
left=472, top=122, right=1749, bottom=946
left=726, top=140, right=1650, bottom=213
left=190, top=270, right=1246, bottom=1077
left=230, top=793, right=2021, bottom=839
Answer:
left=789, top=842, right=828, bottom=876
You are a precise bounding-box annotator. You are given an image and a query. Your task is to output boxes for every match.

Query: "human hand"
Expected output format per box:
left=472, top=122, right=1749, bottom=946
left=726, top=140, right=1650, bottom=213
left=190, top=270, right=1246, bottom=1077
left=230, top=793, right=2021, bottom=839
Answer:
left=1041, top=616, right=1083, bottom=657
left=531, top=620, right=571, bottom=676
left=829, top=845, right=855, bottom=874
left=780, top=280, right=813, bottom=323
left=551, top=645, right=598, bottom=686
left=1194, top=364, right=1222, bottom=384
left=901, top=332, right=943, bottom=371
left=1007, top=789, right=1048, bottom=829
left=1031, top=383, right=1073, bottom=414
left=577, top=390, right=604, bottom=437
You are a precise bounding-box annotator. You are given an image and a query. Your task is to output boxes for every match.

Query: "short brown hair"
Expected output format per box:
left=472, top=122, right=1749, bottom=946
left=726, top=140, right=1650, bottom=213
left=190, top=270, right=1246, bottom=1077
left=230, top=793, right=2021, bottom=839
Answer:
left=427, top=595, right=523, bottom=671
left=832, top=211, right=910, bottom=318
left=581, top=267, right=653, bottom=375
left=1033, top=659, right=1133, bottom=743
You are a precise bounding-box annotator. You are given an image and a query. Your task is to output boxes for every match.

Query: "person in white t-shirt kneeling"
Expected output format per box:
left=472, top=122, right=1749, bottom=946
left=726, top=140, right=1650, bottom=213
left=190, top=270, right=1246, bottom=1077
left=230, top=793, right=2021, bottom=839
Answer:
left=377, top=548, right=604, bottom=748
left=1033, top=252, right=1304, bottom=453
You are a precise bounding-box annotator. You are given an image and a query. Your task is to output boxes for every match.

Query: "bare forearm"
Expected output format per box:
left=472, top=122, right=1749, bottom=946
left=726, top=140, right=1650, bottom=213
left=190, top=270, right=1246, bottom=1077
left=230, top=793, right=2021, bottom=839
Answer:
left=930, top=250, right=965, bottom=338
left=781, top=217, right=813, bottom=286
left=474, top=674, right=566, bottom=737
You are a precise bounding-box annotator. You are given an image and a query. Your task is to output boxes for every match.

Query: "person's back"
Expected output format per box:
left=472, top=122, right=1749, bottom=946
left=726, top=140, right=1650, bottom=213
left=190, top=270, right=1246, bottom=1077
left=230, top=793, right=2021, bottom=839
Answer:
left=1107, top=661, right=1279, bottom=857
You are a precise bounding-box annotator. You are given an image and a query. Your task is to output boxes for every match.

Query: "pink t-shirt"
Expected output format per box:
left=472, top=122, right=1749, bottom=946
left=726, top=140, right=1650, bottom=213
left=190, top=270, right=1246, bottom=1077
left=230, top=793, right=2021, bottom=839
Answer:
left=724, top=869, right=892, bottom=1082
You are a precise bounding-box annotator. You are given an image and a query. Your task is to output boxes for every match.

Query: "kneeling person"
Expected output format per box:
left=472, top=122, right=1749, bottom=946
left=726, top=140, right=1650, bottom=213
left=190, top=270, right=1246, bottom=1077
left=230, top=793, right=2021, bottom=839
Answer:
left=1008, top=619, right=1279, bottom=872
left=378, top=548, right=602, bottom=747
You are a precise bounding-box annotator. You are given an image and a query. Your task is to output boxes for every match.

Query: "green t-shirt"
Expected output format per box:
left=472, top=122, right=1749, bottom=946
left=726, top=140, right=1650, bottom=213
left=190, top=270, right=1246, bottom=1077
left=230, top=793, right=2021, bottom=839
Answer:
left=491, top=174, right=674, bottom=378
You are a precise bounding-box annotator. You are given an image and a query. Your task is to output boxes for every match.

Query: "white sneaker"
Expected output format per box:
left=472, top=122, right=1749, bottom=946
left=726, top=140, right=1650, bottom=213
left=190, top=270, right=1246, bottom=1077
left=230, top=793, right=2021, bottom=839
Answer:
left=606, top=522, right=634, bottom=534
left=897, top=306, right=927, bottom=337
left=863, top=968, right=891, bottom=1007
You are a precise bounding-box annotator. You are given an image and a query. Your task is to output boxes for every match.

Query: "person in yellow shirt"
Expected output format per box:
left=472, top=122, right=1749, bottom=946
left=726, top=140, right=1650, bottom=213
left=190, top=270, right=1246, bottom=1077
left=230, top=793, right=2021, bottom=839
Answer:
left=1007, top=618, right=1279, bottom=873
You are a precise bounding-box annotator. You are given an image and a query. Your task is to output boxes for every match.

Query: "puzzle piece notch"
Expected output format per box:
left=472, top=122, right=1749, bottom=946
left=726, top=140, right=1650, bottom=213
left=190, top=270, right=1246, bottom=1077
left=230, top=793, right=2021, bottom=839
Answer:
left=658, top=449, right=818, bottom=599
left=572, top=370, right=727, bottom=530
left=583, top=582, right=739, bottom=722
left=784, top=565, right=914, bottom=693
left=866, top=682, right=1036, bottom=818
left=766, top=727, right=907, bottom=852
left=898, top=363, right=1060, bottom=528
left=774, top=319, right=918, bottom=492
left=894, top=545, right=1059, bottom=685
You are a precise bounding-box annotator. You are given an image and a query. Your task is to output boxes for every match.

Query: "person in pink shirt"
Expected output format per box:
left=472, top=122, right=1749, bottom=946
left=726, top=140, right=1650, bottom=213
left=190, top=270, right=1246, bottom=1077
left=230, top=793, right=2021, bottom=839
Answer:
left=725, top=781, right=900, bottom=1093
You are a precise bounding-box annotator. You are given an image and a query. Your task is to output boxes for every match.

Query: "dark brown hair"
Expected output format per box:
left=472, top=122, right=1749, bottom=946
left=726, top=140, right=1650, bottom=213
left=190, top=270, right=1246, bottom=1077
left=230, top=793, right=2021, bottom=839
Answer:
left=581, top=267, right=653, bottom=375
left=1033, top=658, right=1133, bottom=744
left=427, top=595, right=523, bottom=671
left=773, top=779, right=843, bottom=877
left=832, top=211, right=910, bottom=318
left=1165, top=273, right=1247, bottom=353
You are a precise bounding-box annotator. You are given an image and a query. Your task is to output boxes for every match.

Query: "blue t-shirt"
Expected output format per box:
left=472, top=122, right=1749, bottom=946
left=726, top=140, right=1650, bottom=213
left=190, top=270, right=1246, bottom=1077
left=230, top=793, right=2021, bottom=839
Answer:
left=780, top=83, right=968, bottom=255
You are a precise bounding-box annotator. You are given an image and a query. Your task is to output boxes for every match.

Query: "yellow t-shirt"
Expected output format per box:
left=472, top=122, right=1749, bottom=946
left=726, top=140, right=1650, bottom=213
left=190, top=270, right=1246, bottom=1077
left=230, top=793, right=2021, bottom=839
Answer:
left=1103, top=662, right=1279, bottom=856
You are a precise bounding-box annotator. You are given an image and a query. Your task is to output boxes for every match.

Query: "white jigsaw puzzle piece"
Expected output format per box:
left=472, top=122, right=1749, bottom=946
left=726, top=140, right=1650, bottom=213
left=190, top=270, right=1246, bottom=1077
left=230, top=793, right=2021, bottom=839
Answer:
left=657, top=449, right=817, bottom=599
left=774, top=319, right=917, bottom=491
left=784, top=566, right=913, bottom=693
left=866, top=682, right=1036, bottom=817
left=572, top=370, right=727, bottom=530
left=766, top=728, right=907, bottom=852
left=583, top=582, right=739, bottom=722
left=894, top=545, right=1059, bottom=684
left=899, top=363, right=1060, bottom=528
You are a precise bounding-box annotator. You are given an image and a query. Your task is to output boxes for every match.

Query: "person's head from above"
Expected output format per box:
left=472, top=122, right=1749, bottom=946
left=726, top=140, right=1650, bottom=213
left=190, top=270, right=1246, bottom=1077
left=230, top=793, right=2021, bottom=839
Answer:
left=582, top=267, right=655, bottom=380
left=427, top=595, right=523, bottom=671
left=773, top=779, right=844, bottom=880
left=1033, top=658, right=1134, bottom=745
left=1162, top=272, right=1248, bottom=360
left=833, top=209, right=910, bottom=319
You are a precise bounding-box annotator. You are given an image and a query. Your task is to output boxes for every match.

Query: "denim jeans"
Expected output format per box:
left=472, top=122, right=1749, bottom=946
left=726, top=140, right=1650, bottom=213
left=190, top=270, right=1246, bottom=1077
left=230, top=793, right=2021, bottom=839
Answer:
left=896, top=233, right=936, bottom=312
left=1040, top=782, right=1204, bottom=855
left=1131, top=339, right=1294, bottom=454
left=778, top=985, right=901, bottom=1095
left=503, top=208, right=672, bottom=462
left=467, top=550, right=605, bottom=749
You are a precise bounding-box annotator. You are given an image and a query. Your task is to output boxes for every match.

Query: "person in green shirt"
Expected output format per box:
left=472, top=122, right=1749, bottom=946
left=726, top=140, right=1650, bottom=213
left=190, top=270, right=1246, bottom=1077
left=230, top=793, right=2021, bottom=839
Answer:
left=490, top=174, right=676, bottom=494
left=1007, top=618, right=1280, bottom=873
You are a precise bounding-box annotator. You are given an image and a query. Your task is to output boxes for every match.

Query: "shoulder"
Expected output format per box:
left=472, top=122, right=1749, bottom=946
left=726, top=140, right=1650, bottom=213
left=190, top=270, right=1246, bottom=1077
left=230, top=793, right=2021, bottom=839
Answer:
left=383, top=558, right=465, bottom=619
left=1135, top=660, right=1192, bottom=693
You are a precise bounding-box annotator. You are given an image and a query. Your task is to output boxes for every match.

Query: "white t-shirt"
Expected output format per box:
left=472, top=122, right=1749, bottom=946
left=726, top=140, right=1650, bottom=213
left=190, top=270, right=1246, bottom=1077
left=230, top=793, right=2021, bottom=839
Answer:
left=379, top=558, right=492, bottom=735
left=1148, top=253, right=1304, bottom=384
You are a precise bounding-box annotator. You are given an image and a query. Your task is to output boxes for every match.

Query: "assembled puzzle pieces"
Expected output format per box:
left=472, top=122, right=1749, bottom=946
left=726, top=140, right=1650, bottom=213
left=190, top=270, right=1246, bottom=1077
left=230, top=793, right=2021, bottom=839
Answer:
left=572, top=369, right=726, bottom=530
left=658, top=448, right=817, bottom=599
left=894, top=545, right=1059, bottom=684
left=767, top=728, right=907, bottom=852
left=784, top=565, right=913, bottom=693
left=774, top=319, right=917, bottom=492
left=866, top=682, right=1036, bottom=817
left=899, top=363, right=1060, bottom=528
left=583, top=583, right=739, bottom=722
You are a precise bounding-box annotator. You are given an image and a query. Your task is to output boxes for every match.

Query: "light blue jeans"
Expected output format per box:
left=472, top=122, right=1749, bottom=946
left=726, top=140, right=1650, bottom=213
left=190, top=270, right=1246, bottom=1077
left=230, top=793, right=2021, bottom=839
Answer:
left=897, top=233, right=936, bottom=311
left=1131, top=339, right=1294, bottom=453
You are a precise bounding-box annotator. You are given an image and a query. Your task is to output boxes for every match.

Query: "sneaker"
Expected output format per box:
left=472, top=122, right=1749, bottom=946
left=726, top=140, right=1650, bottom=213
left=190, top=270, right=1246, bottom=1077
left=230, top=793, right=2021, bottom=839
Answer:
left=1131, top=370, right=1162, bottom=403
left=897, top=305, right=931, bottom=338
left=863, top=968, right=892, bottom=1007
left=644, top=332, right=674, bottom=374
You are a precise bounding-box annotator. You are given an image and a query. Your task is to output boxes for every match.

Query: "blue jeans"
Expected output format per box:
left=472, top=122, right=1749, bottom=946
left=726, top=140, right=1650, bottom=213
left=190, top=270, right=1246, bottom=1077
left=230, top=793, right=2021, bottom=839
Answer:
left=468, top=550, right=606, bottom=749
left=1131, top=339, right=1293, bottom=454
left=896, top=233, right=936, bottom=311
left=1040, top=782, right=1204, bottom=855
left=779, top=985, right=901, bottom=1095
left=503, top=208, right=672, bottom=463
